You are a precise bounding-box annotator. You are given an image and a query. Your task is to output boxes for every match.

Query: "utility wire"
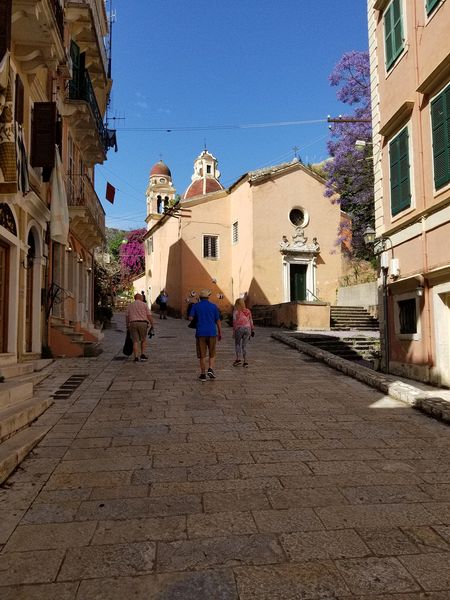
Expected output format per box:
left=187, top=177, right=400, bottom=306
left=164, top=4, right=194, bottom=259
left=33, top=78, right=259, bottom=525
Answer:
left=115, top=118, right=327, bottom=133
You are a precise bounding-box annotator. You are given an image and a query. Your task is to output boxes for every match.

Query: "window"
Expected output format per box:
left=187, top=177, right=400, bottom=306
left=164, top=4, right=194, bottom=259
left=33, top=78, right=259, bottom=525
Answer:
left=289, top=208, right=305, bottom=227
left=426, top=0, right=440, bottom=15
left=232, top=222, right=238, bottom=244
left=203, top=235, right=219, bottom=259
left=384, top=0, right=404, bottom=70
left=431, top=83, right=450, bottom=190
left=398, top=298, right=417, bottom=334
left=389, top=127, right=411, bottom=216
left=206, top=165, right=211, bottom=174
left=146, top=238, right=153, bottom=254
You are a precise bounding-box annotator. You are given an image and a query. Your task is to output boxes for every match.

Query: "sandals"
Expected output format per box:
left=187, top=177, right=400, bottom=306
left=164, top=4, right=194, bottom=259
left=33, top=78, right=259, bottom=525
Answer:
left=233, top=359, right=241, bottom=366
left=243, top=362, right=249, bottom=368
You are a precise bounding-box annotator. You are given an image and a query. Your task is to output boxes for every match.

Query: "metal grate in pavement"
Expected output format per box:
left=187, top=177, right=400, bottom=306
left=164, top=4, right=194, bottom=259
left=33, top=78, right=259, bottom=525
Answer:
left=52, top=374, right=88, bottom=399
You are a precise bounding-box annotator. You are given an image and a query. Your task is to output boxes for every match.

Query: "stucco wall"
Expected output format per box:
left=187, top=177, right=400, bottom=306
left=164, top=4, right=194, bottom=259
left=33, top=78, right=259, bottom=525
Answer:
left=272, top=302, right=330, bottom=330
left=337, top=282, right=378, bottom=307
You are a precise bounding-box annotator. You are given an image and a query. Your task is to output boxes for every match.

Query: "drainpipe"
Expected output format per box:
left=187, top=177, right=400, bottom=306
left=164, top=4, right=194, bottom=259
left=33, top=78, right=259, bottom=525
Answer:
left=382, top=265, right=390, bottom=373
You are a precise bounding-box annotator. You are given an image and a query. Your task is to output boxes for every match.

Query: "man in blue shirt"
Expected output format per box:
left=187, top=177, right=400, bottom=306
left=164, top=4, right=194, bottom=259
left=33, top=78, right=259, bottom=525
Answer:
left=189, top=289, right=222, bottom=382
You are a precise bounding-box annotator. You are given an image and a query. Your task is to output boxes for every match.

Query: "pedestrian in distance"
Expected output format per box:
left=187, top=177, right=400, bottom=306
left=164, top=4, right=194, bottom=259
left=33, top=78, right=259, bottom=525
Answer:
left=125, top=293, right=155, bottom=362
left=232, top=297, right=254, bottom=368
left=156, top=289, right=168, bottom=319
left=141, top=290, right=147, bottom=304
left=189, top=289, right=222, bottom=382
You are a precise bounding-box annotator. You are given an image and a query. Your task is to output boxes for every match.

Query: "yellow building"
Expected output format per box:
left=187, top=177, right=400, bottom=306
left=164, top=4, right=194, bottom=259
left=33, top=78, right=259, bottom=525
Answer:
left=368, top=0, right=450, bottom=384
left=144, top=150, right=349, bottom=326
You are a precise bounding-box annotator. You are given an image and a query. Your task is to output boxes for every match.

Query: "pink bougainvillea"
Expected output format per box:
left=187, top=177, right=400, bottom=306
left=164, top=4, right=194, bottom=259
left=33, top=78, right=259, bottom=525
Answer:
left=119, top=228, right=146, bottom=287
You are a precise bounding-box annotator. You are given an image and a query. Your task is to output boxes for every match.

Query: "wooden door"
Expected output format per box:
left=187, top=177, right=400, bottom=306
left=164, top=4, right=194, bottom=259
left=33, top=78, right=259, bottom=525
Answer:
left=290, top=264, right=307, bottom=301
left=25, top=257, right=33, bottom=352
left=0, top=241, right=9, bottom=352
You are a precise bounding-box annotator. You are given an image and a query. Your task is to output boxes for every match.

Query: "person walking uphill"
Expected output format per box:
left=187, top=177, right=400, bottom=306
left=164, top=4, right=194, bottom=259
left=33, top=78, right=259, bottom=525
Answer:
left=125, top=293, right=155, bottom=362
left=232, top=297, right=254, bottom=368
left=156, top=290, right=168, bottom=319
left=189, top=289, right=222, bottom=382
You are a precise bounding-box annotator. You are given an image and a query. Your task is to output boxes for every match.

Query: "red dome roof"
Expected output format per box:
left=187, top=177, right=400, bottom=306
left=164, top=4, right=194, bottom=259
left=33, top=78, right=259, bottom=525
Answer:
left=150, top=160, right=171, bottom=177
left=183, top=178, right=223, bottom=199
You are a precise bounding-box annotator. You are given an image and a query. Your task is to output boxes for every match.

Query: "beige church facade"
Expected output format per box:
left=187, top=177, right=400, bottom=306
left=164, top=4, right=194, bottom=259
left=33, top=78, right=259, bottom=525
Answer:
left=143, top=150, right=349, bottom=322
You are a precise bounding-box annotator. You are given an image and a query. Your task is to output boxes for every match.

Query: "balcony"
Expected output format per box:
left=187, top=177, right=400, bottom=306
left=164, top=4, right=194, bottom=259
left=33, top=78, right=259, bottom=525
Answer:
left=12, top=0, right=66, bottom=76
left=67, top=174, right=105, bottom=248
left=62, top=68, right=107, bottom=166
left=65, top=0, right=109, bottom=95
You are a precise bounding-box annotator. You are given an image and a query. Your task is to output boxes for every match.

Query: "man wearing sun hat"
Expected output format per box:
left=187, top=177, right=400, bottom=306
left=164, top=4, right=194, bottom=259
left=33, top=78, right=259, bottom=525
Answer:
left=189, top=289, right=222, bottom=382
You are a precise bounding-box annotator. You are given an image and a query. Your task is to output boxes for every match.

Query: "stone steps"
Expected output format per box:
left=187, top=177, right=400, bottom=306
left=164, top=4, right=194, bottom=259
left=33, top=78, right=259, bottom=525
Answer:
left=330, top=306, right=379, bottom=331
left=0, top=360, right=54, bottom=483
left=0, top=425, right=51, bottom=484
left=293, top=333, right=380, bottom=362
left=0, top=397, right=53, bottom=444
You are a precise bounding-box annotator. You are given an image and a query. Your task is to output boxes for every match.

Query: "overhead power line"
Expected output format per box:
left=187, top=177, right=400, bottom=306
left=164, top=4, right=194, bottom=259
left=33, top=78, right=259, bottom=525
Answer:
left=115, top=118, right=327, bottom=133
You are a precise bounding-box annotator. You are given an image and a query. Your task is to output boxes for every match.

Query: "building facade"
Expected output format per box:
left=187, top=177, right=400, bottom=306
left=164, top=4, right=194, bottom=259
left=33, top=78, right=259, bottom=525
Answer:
left=144, top=150, right=349, bottom=321
left=0, top=0, right=114, bottom=366
left=368, top=0, right=450, bottom=384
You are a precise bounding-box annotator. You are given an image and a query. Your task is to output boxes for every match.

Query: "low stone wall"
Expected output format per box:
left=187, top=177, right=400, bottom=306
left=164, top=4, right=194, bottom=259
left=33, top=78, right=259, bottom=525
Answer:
left=338, top=282, right=378, bottom=307
left=271, top=301, right=330, bottom=330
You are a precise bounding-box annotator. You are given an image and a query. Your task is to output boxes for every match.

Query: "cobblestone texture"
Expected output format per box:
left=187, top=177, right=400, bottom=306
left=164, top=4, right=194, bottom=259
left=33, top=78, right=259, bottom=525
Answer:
left=0, top=314, right=449, bottom=598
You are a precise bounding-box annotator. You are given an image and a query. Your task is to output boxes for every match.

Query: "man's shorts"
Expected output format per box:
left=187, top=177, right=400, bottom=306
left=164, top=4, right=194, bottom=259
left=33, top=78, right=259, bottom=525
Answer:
left=129, top=321, right=148, bottom=342
left=196, top=336, right=217, bottom=359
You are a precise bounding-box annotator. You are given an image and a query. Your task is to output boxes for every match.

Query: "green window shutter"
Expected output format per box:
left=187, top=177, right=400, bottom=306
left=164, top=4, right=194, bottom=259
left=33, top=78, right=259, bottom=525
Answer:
left=390, top=128, right=411, bottom=216
left=431, top=86, right=450, bottom=189
left=426, top=0, right=440, bottom=15
left=385, top=0, right=404, bottom=70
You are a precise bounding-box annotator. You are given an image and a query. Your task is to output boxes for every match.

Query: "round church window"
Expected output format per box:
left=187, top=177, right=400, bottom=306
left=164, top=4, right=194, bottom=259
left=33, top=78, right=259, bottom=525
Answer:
left=289, top=208, right=307, bottom=227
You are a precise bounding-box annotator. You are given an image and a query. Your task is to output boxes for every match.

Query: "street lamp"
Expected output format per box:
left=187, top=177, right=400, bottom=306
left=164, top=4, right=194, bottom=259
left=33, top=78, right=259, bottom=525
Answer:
left=363, top=226, right=392, bottom=374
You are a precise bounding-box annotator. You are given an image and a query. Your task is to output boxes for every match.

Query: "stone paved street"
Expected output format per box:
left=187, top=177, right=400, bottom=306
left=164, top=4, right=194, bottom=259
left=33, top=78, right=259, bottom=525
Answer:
left=1, top=315, right=450, bottom=599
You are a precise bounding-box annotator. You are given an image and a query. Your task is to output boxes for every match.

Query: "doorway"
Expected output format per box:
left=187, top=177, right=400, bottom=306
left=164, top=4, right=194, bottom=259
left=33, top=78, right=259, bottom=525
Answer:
left=290, top=264, right=307, bottom=301
left=0, top=240, right=9, bottom=352
left=25, top=232, right=36, bottom=352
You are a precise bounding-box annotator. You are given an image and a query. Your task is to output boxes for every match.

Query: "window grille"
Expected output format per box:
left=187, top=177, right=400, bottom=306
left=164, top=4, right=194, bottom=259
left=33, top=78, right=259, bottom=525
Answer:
left=232, top=222, right=238, bottom=244
left=398, top=298, right=417, bottom=334
left=203, top=235, right=219, bottom=259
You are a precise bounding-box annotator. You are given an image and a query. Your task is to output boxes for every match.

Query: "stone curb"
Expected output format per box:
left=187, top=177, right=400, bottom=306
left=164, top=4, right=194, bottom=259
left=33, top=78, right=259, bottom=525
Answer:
left=271, top=332, right=450, bottom=426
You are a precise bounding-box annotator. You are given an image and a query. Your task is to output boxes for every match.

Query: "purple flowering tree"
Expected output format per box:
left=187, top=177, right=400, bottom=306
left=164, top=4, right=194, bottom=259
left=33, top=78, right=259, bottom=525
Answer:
left=119, top=228, right=146, bottom=288
left=325, top=51, right=374, bottom=259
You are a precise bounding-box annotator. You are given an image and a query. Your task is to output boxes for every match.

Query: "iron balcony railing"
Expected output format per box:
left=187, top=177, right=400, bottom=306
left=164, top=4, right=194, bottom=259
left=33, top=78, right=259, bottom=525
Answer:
left=68, top=68, right=106, bottom=150
left=67, top=173, right=105, bottom=234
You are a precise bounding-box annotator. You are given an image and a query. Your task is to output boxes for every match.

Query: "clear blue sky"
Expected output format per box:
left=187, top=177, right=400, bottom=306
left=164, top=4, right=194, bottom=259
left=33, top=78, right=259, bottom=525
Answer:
left=97, top=0, right=369, bottom=231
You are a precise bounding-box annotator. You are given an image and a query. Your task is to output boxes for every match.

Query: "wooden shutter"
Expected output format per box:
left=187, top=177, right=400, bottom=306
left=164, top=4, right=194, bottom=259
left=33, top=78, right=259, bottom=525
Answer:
left=390, top=128, right=411, bottom=216
left=385, top=0, right=403, bottom=70
left=30, top=102, right=56, bottom=169
left=431, top=86, right=450, bottom=189
left=14, top=75, right=24, bottom=125
left=426, top=0, right=440, bottom=15
left=0, top=0, right=12, bottom=60
left=69, top=41, right=85, bottom=98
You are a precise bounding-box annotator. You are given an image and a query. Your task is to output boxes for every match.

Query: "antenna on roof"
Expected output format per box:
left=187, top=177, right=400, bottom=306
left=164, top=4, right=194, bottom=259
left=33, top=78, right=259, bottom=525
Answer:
left=293, top=145, right=299, bottom=159
left=203, top=138, right=207, bottom=151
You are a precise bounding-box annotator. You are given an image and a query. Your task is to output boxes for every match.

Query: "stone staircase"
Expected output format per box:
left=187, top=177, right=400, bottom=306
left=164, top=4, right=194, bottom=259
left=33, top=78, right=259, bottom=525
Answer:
left=292, top=333, right=380, bottom=364
left=50, top=318, right=103, bottom=357
left=330, top=306, right=379, bottom=331
left=0, top=357, right=53, bottom=483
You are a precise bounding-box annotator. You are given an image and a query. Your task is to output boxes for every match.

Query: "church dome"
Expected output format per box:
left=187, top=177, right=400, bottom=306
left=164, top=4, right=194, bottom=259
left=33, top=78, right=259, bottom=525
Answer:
left=183, top=178, right=223, bottom=199
left=150, top=160, right=171, bottom=177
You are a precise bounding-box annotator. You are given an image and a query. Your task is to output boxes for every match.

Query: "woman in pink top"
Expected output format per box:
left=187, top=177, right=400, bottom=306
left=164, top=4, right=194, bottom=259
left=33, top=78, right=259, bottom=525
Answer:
left=232, top=298, right=254, bottom=368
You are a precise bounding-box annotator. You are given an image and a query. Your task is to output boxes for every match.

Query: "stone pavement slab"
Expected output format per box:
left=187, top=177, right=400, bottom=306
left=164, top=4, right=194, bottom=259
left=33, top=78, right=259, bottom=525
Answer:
left=0, top=314, right=450, bottom=598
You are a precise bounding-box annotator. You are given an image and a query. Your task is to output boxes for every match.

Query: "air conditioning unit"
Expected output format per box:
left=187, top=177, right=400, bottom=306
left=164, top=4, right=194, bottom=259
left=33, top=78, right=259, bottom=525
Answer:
left=390, top=258, right=400, bottom=278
